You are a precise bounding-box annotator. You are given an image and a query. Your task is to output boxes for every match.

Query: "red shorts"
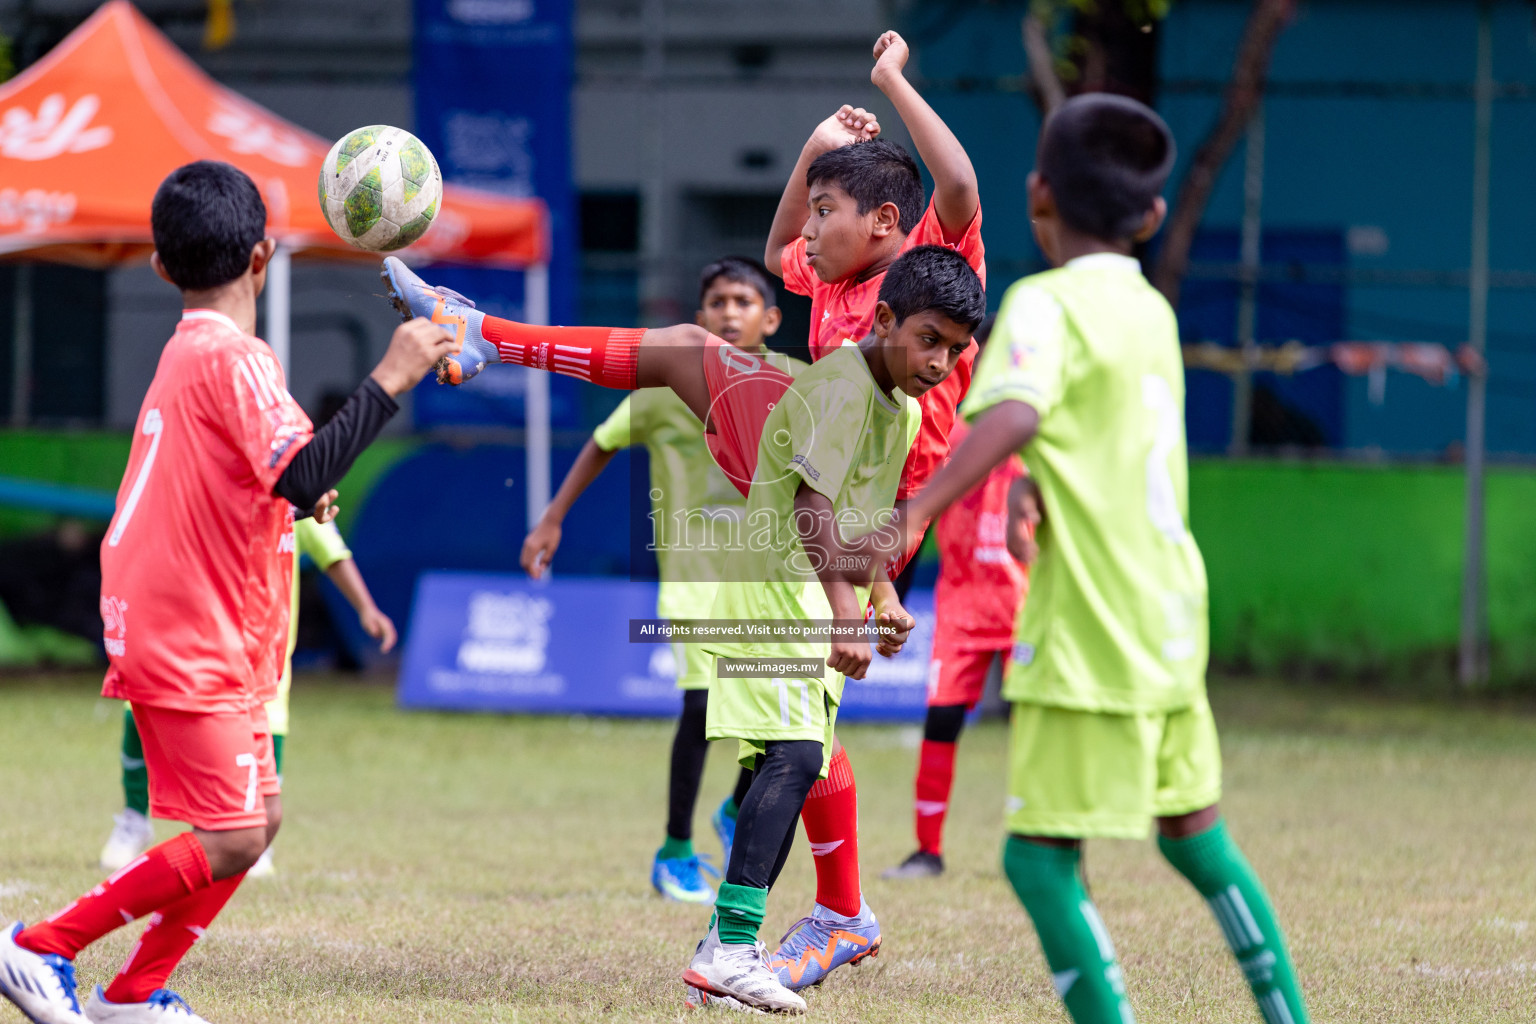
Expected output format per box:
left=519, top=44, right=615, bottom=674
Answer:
left=926, top=642, right=1010, bottom=709
left=133, top=701, right=279, bottom=831
left=701, top=336, right=923, bottom=578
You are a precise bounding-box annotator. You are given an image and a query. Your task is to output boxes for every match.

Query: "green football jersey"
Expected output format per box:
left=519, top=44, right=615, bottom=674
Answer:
left=592, top=350, right=803, bottom=619
left=962, top=253, right=1209, bottom=714
left=705, top=345, right=921, bottom=704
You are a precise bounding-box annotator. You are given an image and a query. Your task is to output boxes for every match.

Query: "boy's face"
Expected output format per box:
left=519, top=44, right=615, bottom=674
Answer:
left=801, top=183, right=901, bottom=284
left=872, top=302, right=974, bottom=398
left=695, top=278, right=781, bottom=350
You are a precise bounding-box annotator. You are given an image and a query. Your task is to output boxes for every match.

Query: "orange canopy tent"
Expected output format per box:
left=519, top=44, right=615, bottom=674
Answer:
left=0, top=0, right=555, bottom=515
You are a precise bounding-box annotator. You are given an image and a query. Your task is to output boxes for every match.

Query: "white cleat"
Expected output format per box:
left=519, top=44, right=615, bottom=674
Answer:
left=0, top=922, right=88, bottom=1024
left=99, top=810, right=153, bottom=873
left=244, top=847, right=274, bottom=880
left=685, top=983, right=764, bottom=1014
left=682, top=923, right=805, bottom=1015
left=82, top=986, right=211, bottom=1023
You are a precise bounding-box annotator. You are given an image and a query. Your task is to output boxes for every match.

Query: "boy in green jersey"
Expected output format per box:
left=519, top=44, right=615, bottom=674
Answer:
left=519, top=257, right=802, bottom=904
left=99, top=515, right=396, bottom=877
left=875, top=94, right=1309, bottom=1024
left=381, top=244, right=982, bottom=1013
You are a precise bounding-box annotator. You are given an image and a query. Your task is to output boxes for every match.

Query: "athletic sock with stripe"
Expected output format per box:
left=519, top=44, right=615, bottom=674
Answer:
left=1158, top=820, right=1309, bottom=1024
left=1003, top=835, right=1136, bottom=1024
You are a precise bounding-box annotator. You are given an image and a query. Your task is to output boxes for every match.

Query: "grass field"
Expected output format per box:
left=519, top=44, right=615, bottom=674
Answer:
left=4, top=674, right=1536, bottom=1023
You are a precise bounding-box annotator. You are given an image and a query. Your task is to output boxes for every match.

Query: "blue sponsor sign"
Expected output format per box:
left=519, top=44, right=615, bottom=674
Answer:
left=397, top=572, right=936, bottom=721
left=412, top=0, right=578, bottom=429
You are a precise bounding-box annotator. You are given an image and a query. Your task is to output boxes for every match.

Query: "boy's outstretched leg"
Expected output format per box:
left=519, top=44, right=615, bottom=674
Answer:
left=770, top=742, right=881, bottom=991
left=1158, top=810, right=1308, bottom=1024
left=1003, top=835, right=1136, bottom=1024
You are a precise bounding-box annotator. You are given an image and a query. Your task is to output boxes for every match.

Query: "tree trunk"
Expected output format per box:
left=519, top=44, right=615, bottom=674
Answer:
left=1151, top=0, right=1295, bottom=308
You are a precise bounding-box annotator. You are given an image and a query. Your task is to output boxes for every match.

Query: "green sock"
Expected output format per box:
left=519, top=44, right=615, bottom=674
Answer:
left=121, top=708, right=149, bottom=816
left=1158, top=820, right=1309, bottom=1024
left=659, top=834, right=693, bottom=860
left=713, top=882, right=768, bottom=946
left=721, top=797, right=739, bottom=821
left=272, top=733, right=285, bottom=777
left=1003, top=836, right=1136, bottom=1024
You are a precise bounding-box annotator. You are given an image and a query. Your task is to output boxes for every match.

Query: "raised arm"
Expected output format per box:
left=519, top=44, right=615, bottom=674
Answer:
left=521, top=437, right=619, bottom=579
left=908, top=401, right=1038, bottom=528
left=764, top=105, right=881, bottom=277
left=870, top=30, right=980, bottom=238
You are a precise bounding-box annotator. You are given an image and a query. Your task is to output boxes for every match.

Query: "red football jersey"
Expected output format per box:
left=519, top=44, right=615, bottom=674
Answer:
left=933, top=421, right=1029, bottom=649
left=100, top=309, right=313, bottom=713
left=780, top=197, right=985, bottom=498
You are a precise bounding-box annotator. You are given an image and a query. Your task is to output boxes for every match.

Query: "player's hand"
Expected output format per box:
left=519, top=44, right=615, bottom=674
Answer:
left=521, top=517, right=562, bottom=579
left=311, top=489, right=340, bottom=525
left=871, top=30, right=910, bottom=88
left=873, top=605, right=914, bottom=658
left=372, top=317, right=462, bottom=397
left=829, top=638, right=873, bottom=681
left=360, top=606, right=397, bottom=653
left=809, top=104, right=881, bottom=154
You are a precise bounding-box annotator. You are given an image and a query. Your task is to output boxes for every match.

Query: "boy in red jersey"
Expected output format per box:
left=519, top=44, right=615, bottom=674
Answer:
left=0, top=161, right=452, bottom=1024
left=884, top=410, right=1039, bottom=879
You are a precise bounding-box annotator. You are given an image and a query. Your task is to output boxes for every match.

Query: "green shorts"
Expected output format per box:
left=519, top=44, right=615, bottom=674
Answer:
left=673, top=642, right=714, bottom=691
left=705, top=662, right=837, bottom=778
left=1005, top=695, right=1222, bottom=840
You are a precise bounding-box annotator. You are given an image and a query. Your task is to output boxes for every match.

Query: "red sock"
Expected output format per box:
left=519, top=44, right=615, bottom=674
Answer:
left=478, top=318, right=644, bottom=389
left=914, top=739, right=958, bottom=856
left=18, top=833, right=212, bottom=959
left=104, top=872, right=245, bottom=1004
left=801, top=746, right=861, bottom=918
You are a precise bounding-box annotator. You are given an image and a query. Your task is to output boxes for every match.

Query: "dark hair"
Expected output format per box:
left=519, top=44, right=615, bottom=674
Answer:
left=698, top=255, right=777, bottom=308
left=1038, top=93, right=1175, bottom=242
left=151, top=161, right=267, bottom=291
left=878, top=245, right=985, bottom=329
left=805, top=139, right=925, bottom=235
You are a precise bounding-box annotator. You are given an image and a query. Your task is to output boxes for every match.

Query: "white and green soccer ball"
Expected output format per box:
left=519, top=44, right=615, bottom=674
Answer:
left=318, top=125, right=443, bottom=251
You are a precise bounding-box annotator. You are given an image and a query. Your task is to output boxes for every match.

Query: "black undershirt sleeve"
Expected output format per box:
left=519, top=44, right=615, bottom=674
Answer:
left=273, top=376, right=398, bottom=514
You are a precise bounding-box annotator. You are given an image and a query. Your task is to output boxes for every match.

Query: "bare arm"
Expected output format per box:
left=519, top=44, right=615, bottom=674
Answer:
left=764, top=106, right=881, bottom=277
left=908, top=401, right=1038, bottom=528
left=324, top=558, right=397, bottom=653
left=870, top=30, right=980, bottom=237
left=794, top=484, right=875, bottom=680
left=522, top=437, right=619, bottom=579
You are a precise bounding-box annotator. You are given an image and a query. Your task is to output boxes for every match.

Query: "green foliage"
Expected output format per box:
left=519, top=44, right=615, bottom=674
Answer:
left=1029, top=0, right=1172, bottom=87
left=0, top=34, right=14, bottom=84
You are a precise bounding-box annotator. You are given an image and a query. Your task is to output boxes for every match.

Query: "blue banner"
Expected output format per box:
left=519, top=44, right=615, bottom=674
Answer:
left=412, top=0, right=578, bottom=429
left=397, top=572, right=937, bottom=722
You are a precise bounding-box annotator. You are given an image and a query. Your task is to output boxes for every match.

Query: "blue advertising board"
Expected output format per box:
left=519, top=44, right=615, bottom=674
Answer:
left=412, top=0, right=579, bottom=429
left=397, top=573, right=937, bottom=722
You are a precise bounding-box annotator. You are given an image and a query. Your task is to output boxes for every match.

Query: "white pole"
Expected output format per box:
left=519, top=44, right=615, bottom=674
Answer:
left=1228, top=102, right=1265, bottom=456
left=1458, top=0, right=1493, bottom=688
left=265, top=244, right=292, bottom=377
left=524, top=262, right=551, bottom=532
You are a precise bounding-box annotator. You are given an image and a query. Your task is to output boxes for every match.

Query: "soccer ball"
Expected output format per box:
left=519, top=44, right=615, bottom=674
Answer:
left=318, top=125, right=443, bottom=251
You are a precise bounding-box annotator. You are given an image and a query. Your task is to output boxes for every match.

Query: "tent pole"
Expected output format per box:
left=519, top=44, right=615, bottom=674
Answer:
left=10, top=264, right=30, bottom=427
left=524, top=262, right=551, bottom=533
left=1458, top=0, right=1493, bottom=688
left=266, top=243, right=292, bottom=377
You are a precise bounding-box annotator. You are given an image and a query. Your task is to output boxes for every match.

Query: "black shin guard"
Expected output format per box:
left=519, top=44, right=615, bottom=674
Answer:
left=725, top=740, right=823, bottom=889
left=666, top=689, right=711, bottom=841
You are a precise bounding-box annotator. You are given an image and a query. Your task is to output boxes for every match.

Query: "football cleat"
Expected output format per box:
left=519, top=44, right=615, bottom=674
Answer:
left=0, top=922, right=88, bottom=1024
left=880, top=849, right=944, bottom=880
left=379, top=256, right=497, bottom=385
left=682, top=922, right=805, bottom=1014
left=711, top=799, right=738, bottom=869
left=684, top=984, right=761, bottom=1014
left=769, top=899, right=881, bottom=991
left=652, top=851, right=720, bottom=904
left=81, top=986, right=211, bottom=1022
left=245, top=846, right=275, bottom=880
left=99, top=809, right=154, bottom=873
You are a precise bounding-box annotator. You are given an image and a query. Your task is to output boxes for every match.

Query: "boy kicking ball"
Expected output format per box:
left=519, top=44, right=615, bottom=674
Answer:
left=865, top=94, right=1310, bottom=1024
left=518, top=257, right=802, bottom=903
left=380, top=244, right=983, bottom=1013
left=0, top=161, right=452, bottom=1024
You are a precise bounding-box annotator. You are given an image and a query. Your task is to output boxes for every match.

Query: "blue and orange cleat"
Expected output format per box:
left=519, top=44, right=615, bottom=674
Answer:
left=380, top=256, right=498, bottom=385
left=769, top=899, right=881, bottom=991
left=652, top=849, right=720, bottom=904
